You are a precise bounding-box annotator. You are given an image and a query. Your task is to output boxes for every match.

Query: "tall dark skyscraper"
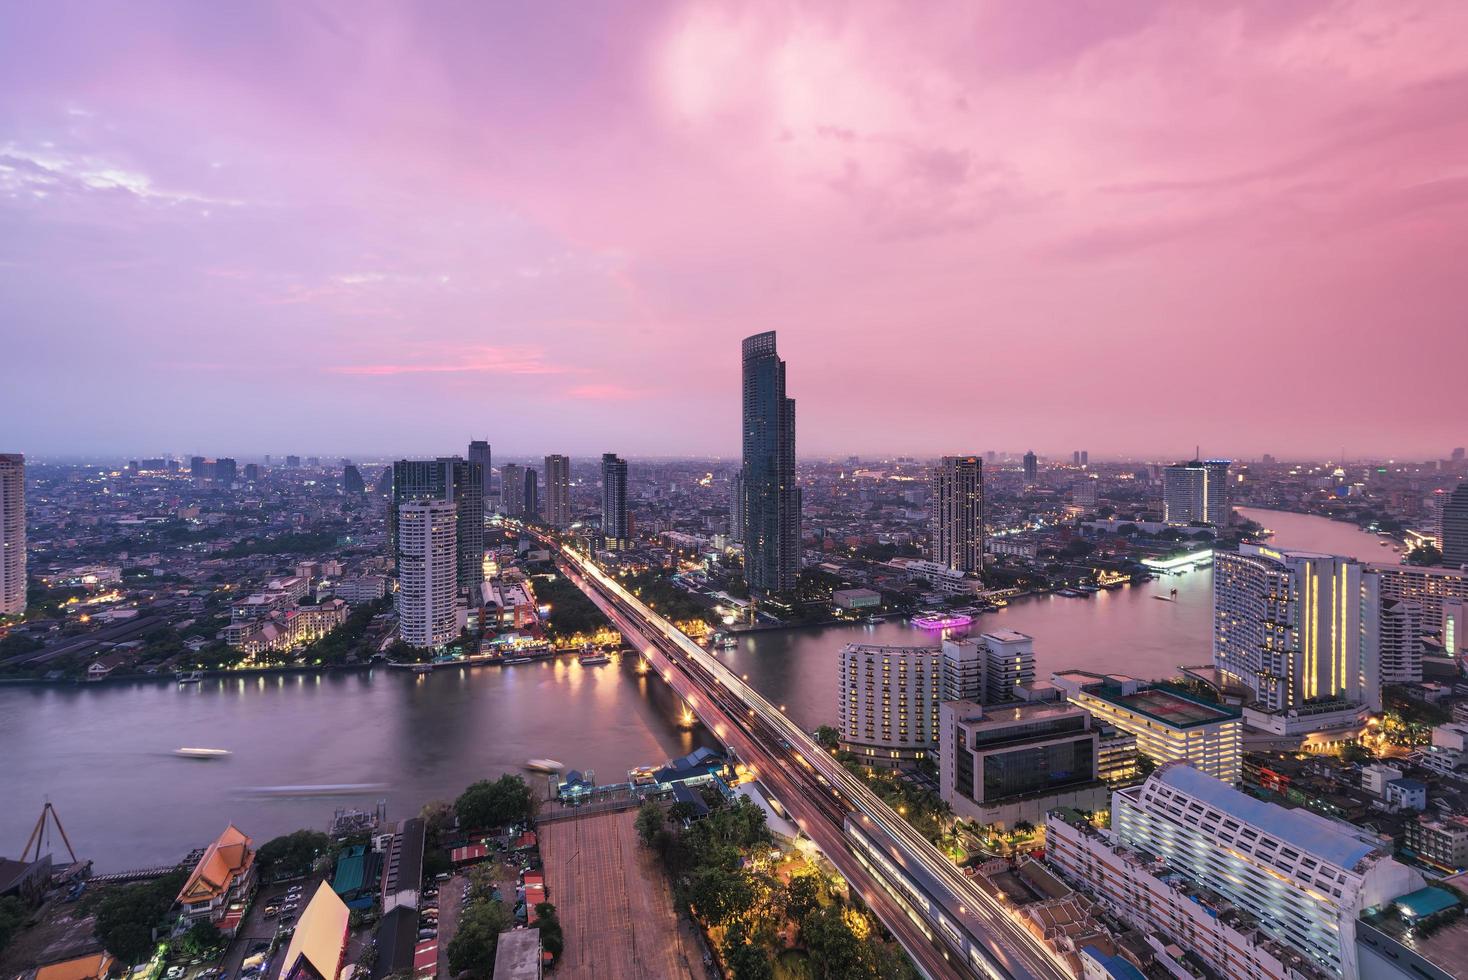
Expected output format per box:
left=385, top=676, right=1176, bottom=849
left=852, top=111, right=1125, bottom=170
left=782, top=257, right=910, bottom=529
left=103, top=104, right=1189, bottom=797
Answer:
left=0, top=453, right=25, bottom=616
left=740, top=331, right=800, bottom=595
left=1444, top=482, right=1468, bottom=568
left=214, top=457, right=237, bottom=486
left=601, top=453, right=628, bottom=549
left=342, top=465, right=365, bottom=494
left=391, top=457, right=484, bottom=594
left=468, top=439, right=492, bottom=501
left=523, top=467, right=539, bottom=521
left=930, top=456, right=984, bottom=575
left=543, top=455, right=571, bottom=528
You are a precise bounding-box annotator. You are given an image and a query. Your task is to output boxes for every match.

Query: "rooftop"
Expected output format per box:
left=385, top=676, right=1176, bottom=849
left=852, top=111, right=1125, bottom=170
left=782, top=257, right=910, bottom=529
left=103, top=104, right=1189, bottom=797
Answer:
left=1154, top=764, right=1383, bottom=870
left=492, top=928, right=542, bottom=980
left=1106, top=686, right=1240, bottom=727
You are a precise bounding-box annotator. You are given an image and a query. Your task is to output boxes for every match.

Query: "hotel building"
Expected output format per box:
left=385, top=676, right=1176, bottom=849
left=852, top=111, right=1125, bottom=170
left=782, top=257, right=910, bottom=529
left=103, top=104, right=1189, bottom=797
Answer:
left=0, top=453, right=24, bottom=616
left=1163, top=459, right=1231, bottom=526
left=1051, top=671, right=1243, bottom=783
left=1214, top=544, right=1367, bottom=719
left=396, top=500, right=459, bottom=648
left=1107, top=764, right=1423, bottom=978
left=837, top=643, right=943, bottom=768
left=939, top=699, right=1108, bottom=829
left=929, top=455, right=984, bottom=574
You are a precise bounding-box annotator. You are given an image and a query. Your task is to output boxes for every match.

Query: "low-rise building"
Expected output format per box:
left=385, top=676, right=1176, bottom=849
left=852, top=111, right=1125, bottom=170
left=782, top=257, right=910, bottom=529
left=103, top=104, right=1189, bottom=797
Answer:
left=278, top=882, right=350, bottom=980
left=493, top=927, right=542, bottom=980
left=176, top=824, right=256, bottom=933
left=1403, top=815, right=1468, bottom=873
left=939, top=699, right=1109, bottom=829
left=831, top=587, right=881, bottom=611
left=1051, top=670, right=1243, bottom=783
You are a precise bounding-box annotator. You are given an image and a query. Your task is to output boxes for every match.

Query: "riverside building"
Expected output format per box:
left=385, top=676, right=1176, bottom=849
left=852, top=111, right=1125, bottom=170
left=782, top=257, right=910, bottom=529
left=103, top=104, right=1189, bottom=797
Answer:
left=1050, top=671, right=1243, bottom=783
left=396, top=500, right=459, bottom=648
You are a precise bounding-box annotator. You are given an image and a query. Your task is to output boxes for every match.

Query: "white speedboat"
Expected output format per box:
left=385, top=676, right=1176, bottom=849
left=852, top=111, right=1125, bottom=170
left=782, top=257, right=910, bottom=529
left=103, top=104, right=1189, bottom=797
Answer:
left=174, top=747, right=231, bottom=759
left=525, top=758, right=564, bottom=773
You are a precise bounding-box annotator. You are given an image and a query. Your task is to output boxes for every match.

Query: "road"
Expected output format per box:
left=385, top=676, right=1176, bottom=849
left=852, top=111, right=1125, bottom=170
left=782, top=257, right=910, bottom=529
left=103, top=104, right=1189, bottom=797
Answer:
left=536, top=531, right=1072, bottom=980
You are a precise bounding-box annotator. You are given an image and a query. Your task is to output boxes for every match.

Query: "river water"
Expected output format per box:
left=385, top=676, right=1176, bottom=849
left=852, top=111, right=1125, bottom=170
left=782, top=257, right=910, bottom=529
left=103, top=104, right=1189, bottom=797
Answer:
left=1, top=507, right=1392, bottom=870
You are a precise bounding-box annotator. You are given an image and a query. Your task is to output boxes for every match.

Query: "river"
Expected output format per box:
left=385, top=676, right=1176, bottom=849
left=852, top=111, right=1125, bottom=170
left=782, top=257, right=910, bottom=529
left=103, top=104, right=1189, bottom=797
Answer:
left=1, top=507, right=1393, bottom=870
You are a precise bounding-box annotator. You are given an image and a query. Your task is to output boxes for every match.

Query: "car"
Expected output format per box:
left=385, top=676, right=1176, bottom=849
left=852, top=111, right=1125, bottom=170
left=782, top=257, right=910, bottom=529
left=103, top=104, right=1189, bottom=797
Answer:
left=248, top=943, right=270, bottom=955
left=418, top=930, right=437, bottom=940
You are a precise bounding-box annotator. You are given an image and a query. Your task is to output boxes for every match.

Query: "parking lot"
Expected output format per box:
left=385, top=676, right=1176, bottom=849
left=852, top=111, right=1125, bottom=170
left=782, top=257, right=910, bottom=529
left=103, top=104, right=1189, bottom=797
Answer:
left=218, top=878, right=315, bottom=980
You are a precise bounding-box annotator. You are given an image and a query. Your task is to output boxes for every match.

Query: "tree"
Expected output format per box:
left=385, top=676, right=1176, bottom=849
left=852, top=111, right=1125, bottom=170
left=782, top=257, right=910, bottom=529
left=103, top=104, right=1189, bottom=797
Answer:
left=533, top=902, right=564, bottom=958
left=784, top=871, right=823, bottom=922
left=635, top=801, right=664, bottom=847
left=257, top=830, right=332, bottom=879
left=800, top=906, right=868, bottom=980
left=93, top=870, right=187, bottom=965
left=1407, top=544, right=1443, bottom=566
left=178, top=920, right=222, bottom=957
left=454, top=775, right=535, bottom=830
left=420, top=800, right=456, bottom=843
left=446, top=900, right=513, bottom=980
left=813, top=726, right=840, bottom=751
left=0, top=896, right=28, bottom=954
left=687, top=866, right=755, bottom=927
left=722, top=920, right=773, bottom=980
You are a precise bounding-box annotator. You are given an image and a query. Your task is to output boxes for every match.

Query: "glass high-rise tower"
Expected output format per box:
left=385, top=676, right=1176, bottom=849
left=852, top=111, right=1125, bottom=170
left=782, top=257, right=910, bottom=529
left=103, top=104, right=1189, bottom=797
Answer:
left=740, top=331, right=800, bottom=595
left=601, top=453, right=628, bottom=548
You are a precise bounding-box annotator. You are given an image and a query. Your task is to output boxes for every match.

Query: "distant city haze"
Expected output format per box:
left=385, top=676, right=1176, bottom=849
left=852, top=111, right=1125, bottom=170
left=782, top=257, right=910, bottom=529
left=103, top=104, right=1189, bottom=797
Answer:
left=3, top=2, right=1467, bottom=458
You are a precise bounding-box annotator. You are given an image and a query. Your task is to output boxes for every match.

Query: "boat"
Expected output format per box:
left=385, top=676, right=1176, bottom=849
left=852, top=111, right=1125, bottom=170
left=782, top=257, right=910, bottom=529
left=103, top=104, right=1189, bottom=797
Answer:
left=864, top=615, right=885, bottom=624
left=501, top=656, right=533, bottom=665
left=1075, top=585, right=1100, bottom=595
left=714, top=634, right=738, bottom=650
left=911, top=611, right=974, bottom=630
left=176, top=671, right=203, bottom=684
left=411, top=663, right=434, bottom=674
left=174, top=747, right=231, bottom=759
left=1056, top=589, right=1084, bottom=598
left=244, top=783, right=387, bottom=797
left=577, top=651, right=611, bottom=666
left=525, top=758, right=564, bottom=773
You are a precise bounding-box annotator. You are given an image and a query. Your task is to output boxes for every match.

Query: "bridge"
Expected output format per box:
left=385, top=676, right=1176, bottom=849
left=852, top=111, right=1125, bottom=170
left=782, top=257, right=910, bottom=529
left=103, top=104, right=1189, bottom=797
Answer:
left=532, top=529, right=1073, bottom=980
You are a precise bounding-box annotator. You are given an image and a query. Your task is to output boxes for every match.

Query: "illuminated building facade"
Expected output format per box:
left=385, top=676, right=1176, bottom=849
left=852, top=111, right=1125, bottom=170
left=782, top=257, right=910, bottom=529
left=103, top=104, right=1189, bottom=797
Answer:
left=1051, top=671, right=1243, bottom=783
left=0, top=453, right=24, bottom=615
left=1163, top=458, right=1232, bottom=525
left=1442, top=482, right=1468, bottom=568
left=929, top=455, right=985, bottom=574
left=1111, top=763, right=1424, bottom=979
left=543, top=454, right=571, bottom=528
left=1214, top=544, right=1364, bottom=714
left=500, top=463, right=525, bottom=517
left=600, top=453, right=628, bottom=548
left=740, top=331, right=800, bottom=595
left=837, top=643, right=943, bottom=768
left=395, top=500, right=459, bottom=648
left=390, top=457, right=483, bottom=594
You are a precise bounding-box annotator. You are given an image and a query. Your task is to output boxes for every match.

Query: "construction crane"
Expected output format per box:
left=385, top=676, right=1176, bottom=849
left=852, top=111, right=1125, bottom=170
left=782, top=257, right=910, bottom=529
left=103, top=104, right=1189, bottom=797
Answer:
left=22, top=800, right=78, bottom=864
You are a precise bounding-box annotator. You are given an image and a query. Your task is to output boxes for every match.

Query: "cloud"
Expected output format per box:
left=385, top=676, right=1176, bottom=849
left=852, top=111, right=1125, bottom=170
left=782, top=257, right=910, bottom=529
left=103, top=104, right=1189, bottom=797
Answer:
left=565, top=383, right=643, bottom=400
left=328, top=346, right=572, bottom=377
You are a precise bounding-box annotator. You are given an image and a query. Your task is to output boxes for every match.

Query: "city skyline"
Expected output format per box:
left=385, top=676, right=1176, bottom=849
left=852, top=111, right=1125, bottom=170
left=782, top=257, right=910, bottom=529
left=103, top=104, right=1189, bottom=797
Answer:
left=5, top=3, right=1468, bottom=458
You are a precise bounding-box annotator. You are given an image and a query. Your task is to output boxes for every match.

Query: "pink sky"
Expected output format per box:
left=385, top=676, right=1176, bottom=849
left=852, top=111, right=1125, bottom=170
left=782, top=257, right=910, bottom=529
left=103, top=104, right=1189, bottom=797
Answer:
left=2, top=1, right=1466, bottom=460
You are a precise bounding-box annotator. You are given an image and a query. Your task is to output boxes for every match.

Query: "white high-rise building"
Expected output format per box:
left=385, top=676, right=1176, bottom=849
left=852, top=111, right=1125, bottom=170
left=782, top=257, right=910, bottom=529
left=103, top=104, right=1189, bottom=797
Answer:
left=395, top=500, right=458, bottom=648
left=1214, top=544, right=1365, bottom=713
left=837, top=643, right=943, bottom=768
left=0, top=453, right=23, bottom=616
left=1164, top=458, right=1231, bottom=525
left=938, top=632, right=1036, bottom=704
left=543, top=455, right=571, bottom=529
left=1108, top=763, right=1424, bottom=979
left=929, top=455, right=984, bottom=574
left=1443, top=597, right=1468, bottom=660
left=1362, top=570, right=1423, bottom=700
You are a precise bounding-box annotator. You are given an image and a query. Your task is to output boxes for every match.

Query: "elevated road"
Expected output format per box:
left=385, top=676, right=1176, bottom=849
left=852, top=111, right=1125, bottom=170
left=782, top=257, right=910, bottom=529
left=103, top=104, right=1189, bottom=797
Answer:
left=535, top=531, right=1073, bottom=980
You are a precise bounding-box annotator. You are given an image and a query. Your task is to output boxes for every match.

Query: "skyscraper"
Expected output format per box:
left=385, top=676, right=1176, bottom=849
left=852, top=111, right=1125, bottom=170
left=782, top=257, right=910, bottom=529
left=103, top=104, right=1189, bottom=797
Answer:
left=740, top=331, right=800, bottom=595
left=0, top=454, right=25, bottom=616
left=1443, top=482, right=1468, bottom=568
left=729, top=472, right=744, bottom=543
left=1163, top=458, right=1232, bottom=525
left=601, top=453, right=628, bottom=549
left=929, top=456, right=984, bottom=575
left=390, top=458, right=484, bottom=594
left=543, top=455, right=571, bottom=529
left=523, top=467, right=539, bottom=521
left=214, top=457, right=237, bottom=486
left=1022, top=450, right=1037, bottom=483
left=395, top=499, right=459, bottom=648
left=342, top=465, right=365, bottom=495
left=468, top=439, right=492, bottom=502
left=500, top=463, right=525, bottom=517
left=1214, top=544, right=1364, bottom=713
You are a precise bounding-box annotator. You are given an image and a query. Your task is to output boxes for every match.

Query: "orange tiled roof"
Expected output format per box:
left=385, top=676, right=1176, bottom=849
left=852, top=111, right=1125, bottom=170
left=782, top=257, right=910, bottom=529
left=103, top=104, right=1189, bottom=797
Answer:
left=36, top=952, right=115, bottom=980
left=178, top=824, right=254, bottom=905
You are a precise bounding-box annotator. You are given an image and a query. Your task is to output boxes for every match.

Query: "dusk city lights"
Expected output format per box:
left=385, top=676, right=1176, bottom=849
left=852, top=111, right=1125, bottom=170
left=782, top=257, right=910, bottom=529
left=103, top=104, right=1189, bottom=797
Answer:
left=4, top=4, right=1468, bottom=980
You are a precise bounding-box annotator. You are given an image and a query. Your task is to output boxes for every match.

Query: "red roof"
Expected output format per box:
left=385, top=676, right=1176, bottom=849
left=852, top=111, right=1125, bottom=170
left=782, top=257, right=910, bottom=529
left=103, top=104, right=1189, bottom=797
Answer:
left=412, top=939, right=438, bottom=979
left=450, top=844, right=488, bottom=864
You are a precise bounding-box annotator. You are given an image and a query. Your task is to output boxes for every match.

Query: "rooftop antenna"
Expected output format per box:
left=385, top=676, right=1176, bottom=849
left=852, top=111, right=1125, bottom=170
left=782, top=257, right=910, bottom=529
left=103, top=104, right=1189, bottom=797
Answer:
left=22, top=799, right=79, bottom=864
